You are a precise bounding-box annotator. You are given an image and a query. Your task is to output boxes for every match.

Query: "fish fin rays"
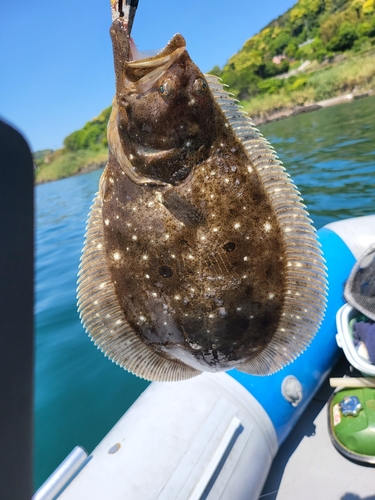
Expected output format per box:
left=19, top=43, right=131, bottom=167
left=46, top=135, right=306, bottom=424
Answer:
left=207, top=74, right=328, bottom=375
left=77, top=194, right=201, bottom=382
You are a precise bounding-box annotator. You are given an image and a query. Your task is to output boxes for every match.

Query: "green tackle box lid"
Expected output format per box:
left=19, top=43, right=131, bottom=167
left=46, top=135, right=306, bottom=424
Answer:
left=328, top=387, right=375, bottom=465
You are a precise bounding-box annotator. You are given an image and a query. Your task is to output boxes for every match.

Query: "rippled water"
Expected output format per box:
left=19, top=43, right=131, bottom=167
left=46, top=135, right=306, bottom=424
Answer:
left=262, top=96, right=375, bottom=228
left=34, top=95, right=375, bottom=488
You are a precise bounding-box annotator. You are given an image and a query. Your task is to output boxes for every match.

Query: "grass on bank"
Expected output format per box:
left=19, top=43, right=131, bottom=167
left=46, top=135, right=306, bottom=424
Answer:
left=242, top=49, right=375, bottom=119
left=35, top=147, right=107, bottom=184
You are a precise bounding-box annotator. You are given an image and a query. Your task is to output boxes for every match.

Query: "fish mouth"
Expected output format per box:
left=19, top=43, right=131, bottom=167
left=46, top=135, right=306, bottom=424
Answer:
left=124, top=34, right=187, bottom=92
left=128, top=33, right=187, bottom=66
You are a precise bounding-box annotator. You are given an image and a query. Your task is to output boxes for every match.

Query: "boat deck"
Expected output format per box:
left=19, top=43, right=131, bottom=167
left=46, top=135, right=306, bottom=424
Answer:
left=261, top=355, right=375, bottom=500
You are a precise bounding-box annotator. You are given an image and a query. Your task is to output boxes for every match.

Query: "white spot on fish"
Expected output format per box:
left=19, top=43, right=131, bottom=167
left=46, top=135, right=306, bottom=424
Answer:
left=247, top=166, right=253, bottom=173
left=263, top=221, right=272, bottom=232
left=243, top=256, right=248, bottom=261
left=142, top=254, right=148, bottom=260
left=132, top=235, right=138, bottom=241
left=97, top=243, right=103, bottom=250
left=104, top=219, right=110, bottom=226
left=234, top=222, right=241, bottom=229
left=268, top=293, right=275, bottom=299
left=113, top=252, right=121, bottom=261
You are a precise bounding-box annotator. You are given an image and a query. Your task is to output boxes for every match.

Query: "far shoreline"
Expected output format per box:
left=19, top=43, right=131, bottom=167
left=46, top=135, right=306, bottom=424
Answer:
left=253, top=89, right=374, bottom=126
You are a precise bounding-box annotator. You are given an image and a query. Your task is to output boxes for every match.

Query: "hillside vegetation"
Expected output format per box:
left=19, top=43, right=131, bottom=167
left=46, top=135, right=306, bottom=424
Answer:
left=35, top=0, right=375, bottom=183
left=211, top=0, right=375, bottom=100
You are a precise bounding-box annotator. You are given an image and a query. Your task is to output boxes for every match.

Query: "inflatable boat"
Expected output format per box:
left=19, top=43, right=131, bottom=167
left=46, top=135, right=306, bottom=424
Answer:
left=34, top=214, right=375, bottom=500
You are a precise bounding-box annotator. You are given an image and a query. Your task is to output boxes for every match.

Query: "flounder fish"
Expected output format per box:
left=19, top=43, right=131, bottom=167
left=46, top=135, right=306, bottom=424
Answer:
left=77, top=14, right=327, bottom=381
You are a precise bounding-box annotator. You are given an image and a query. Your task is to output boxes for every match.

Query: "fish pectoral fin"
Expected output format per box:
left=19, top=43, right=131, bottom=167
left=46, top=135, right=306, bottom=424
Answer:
left=77, top=194, right=201, bottom=382
left=162, top=189, right=206, bottom=228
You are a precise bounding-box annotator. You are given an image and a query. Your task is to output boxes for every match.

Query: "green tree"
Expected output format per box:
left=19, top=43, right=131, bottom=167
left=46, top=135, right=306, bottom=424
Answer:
left=285, top=40, right=299, bottom=58
left=269, top=31, right=292, bottom=55
left=328, top=21, right=359, bottom=50
left=209, top=65, right=222, bottom=77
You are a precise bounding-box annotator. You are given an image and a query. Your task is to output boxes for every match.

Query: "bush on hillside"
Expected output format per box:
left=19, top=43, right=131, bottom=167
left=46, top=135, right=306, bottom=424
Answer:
left=64, top=106, right=111, bottom=152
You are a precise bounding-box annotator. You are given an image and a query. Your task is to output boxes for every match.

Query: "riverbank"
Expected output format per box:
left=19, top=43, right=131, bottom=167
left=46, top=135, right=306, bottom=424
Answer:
left=36, top=160, right=106, bottom=185
left=35, top=148, right=107, bottom=185
left=242, top=49, right=375, bottom=125
left=252, top=89, right=375, bottom=126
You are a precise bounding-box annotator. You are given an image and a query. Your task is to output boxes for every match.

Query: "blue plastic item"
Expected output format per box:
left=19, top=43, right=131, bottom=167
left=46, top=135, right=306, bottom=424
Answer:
left=229, top=227, right=356, bottom=444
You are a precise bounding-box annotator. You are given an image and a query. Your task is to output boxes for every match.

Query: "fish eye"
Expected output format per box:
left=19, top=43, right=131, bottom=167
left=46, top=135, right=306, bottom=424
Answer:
left=193, top=78, right=208, bottom=93
left=158, top=80, right=175, bottom=98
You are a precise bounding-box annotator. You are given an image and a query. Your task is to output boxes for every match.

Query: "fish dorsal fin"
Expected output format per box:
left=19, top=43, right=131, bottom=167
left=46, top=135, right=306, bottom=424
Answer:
left=206, top=74, right=328, bottom=375
left=77, top=194, right=201, bottom=381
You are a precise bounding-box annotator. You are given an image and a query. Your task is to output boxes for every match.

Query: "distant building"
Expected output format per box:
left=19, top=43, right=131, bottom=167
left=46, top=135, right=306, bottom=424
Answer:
left=272, top=54, right=286, bottom=65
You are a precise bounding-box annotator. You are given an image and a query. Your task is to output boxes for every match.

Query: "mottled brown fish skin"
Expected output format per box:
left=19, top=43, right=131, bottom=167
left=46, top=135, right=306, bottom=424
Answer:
left=77, top=18, right=327, bottom=380
left=101, top=105, right=286, bottom=371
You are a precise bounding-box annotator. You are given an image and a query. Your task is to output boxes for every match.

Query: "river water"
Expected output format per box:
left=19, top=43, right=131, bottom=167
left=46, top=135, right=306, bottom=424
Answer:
left=34, top=95, right=375, bottom=488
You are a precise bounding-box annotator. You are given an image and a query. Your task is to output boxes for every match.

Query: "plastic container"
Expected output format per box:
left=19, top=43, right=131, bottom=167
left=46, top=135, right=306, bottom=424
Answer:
left=328, top=387, right=375, bottom=465
left=336, top=303, right=375, bottom=377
